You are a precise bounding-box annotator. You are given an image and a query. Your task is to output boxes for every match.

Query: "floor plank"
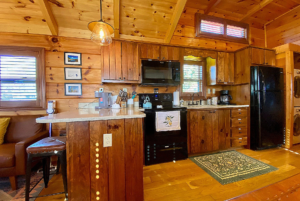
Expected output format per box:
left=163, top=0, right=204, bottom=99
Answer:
left=35, top=146, right=300, bottom=201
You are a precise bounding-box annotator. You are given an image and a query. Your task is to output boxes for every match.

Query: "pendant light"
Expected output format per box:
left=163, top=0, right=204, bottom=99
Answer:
left=88, top=0, right=114, bottom=46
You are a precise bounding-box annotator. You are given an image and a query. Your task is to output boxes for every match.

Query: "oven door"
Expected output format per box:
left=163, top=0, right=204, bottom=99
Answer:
left=141, top=60, right=180, bottom=86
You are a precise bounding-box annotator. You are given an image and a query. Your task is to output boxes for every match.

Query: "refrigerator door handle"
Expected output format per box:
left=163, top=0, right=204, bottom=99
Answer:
left=260, top=69, right=266, bottom=107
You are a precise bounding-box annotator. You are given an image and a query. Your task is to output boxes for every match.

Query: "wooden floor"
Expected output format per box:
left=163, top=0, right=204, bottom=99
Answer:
left=36, top=145, right=300, bottom=201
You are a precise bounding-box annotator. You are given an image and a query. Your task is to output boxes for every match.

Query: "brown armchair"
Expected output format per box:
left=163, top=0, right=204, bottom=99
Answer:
left=0, top=115, right=48, bottom=190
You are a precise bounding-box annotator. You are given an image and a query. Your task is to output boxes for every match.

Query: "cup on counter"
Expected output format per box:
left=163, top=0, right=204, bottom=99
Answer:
left=134, top=101, right=139, bottom=107
left=201, top=100, right=206, bottom=105
left=207, top=99, right=211, bottom=105
left=127, top=99, right=134, bottom=109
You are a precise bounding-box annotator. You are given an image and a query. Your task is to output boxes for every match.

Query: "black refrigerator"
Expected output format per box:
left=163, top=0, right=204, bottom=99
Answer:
left=250, top=66, right=284, bottom=150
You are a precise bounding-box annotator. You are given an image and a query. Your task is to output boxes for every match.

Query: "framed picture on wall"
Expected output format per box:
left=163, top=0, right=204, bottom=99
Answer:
left=64, top=67, right=82, bottom=80
left=64, top=52, right=82, bottom=65
left=65, top=83, right=82, bottom=96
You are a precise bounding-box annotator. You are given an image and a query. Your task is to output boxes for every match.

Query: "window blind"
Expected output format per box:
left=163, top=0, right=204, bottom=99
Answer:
left=182, top=64, right=203, bottom=93
left=201, top=20, right=224, bottom=35
left=227, top=25, right=246, bottom=38
left=0, top=55, right=37, bottom=101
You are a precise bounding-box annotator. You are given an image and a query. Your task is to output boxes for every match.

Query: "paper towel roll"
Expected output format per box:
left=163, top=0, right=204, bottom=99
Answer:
left=173, top=91, right=180, bottom=106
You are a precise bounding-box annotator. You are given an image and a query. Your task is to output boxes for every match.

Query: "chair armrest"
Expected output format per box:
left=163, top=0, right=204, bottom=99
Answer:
left=15, top=130, right=49, bottom=175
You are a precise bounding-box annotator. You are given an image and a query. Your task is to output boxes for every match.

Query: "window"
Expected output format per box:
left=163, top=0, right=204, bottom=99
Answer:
left=181, top=56, right=206, bottom=97
left=0, top=47, right=45, bottom=109
left=195, top=14, right=249, bottom=44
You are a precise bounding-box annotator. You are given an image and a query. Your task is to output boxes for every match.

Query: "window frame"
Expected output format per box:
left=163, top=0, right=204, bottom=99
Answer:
left=181, top=60, right=206, bottom=99
left=0, top=46, right=46, bottom=110
left=195, top=13, right=249, bottom=44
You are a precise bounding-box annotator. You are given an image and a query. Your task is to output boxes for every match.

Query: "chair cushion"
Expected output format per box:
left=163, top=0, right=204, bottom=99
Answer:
left=0, top=143, right=15, bottom=168
left=27, top=137, right=66, bottom=154
left=4, top=115, right=46, bottom=143
left=0, top=118, right=10, bottom=145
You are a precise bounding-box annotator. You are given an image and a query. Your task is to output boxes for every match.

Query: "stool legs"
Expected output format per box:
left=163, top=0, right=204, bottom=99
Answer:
left=56, top=156, right=60, bottom=174
left=59, top=150, right=68, bottom=199
left=25, top=154, right=33, bottom=201
left=42, top=157, right=50, bottom=188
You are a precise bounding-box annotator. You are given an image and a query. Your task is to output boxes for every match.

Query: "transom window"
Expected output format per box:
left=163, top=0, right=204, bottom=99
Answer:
left=0, top=47, right=45, bottom=109
left=195, top=14, right=249, bottom=44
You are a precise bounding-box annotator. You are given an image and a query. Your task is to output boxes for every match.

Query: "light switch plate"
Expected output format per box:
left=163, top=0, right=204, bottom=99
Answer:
left=103, top=134, right=112, bottom=147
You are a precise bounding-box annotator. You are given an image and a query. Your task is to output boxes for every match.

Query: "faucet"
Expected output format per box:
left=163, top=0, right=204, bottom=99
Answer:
left=189, top=93, right=199, bottom=105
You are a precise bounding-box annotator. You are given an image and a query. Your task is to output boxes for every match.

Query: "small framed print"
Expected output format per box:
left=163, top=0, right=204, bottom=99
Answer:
left=64, top=52, right=82, bottom=65
left=65, top=83, right=82, bottom=96
left=64, top=67, right=82, bottom=80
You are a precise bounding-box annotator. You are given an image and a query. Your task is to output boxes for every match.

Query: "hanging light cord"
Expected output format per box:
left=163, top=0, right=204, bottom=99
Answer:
left=100, top=0, right=102, bottom=21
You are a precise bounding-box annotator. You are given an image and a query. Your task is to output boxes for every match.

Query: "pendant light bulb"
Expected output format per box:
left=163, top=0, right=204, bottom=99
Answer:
left=90, top=22, right=112, bottom=46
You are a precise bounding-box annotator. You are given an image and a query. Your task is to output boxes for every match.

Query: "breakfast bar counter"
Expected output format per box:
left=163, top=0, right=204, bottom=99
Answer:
left=36, top=108, right=146, bottom=201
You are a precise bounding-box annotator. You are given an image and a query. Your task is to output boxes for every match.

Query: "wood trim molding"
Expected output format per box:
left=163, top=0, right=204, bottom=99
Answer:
left=113, top=0, right=120, bottom=38
left=240, top=0, right=274, bottom=22
left=204, top=0, right=222, bottom=15
left=38, top=0, right=58, bottom=36
left=164, top=0, right=188, bottom=43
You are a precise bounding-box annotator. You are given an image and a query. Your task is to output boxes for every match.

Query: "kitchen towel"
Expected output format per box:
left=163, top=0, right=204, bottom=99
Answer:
left=156, top=111, right=181, bottom=132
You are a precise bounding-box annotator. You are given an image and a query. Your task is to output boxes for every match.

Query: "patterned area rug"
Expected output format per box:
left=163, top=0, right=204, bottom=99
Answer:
left=0, top=166, right=53, bottom=201
left=190, top=150, right=278, bottom=185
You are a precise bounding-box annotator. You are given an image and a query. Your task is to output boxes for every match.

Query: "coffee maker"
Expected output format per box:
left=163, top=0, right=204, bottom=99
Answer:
left=219, top=90, right=233, bottom=105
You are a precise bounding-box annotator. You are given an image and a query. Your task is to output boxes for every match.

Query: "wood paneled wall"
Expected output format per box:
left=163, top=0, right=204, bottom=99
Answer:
left=266, top=6, right=300, bottom=48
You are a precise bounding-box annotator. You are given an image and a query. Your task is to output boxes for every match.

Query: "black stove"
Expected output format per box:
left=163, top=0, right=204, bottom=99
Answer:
left=139, top=93, right=188, bottom=166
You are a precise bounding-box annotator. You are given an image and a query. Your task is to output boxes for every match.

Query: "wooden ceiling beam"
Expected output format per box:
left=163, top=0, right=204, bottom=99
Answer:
left=240, top=0, right=274, bottom=22
left=113, top=0, right=120, bottom=38
left=204, top=0, right=222, bottom=15
left=38, top=0, right=58, bottom=36
left=164, top=0, right=188, bottom=43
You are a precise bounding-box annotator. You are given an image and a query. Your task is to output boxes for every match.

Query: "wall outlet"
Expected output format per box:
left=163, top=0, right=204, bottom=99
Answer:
left=99, top=88, right=104, bottom=92
left=123, top=88, right=127, bottom=92
left=103, top=134, right=112, bottom=147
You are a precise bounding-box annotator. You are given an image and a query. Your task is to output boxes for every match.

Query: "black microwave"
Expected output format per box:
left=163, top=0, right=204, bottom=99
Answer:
left=141, top=60, right=180, bottom=86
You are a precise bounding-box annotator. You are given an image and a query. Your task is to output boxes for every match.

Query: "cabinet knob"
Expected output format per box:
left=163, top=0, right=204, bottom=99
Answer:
left=163, top=57, right=165, bottom=59
left=201, top=140, right=204, bottom=144
left=202, top=116, right=205, bottom=120
left=157, top=57, right=159, bottom=59
left=119, top=77, right=122, bottom=80
left=123, top=77, right=126, bottom=80
left=239, top=122, right=241, bottom=124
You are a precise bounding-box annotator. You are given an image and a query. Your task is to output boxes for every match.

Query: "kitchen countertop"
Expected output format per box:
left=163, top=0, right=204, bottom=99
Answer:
left=36, top=108, right=146, bottom=123
left=186, top=105, right=249, bottom=109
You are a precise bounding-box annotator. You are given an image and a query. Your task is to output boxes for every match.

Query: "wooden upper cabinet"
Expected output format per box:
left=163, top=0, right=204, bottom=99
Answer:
left=251, top=47, right=276, bottom=66
left=208, top=52, right=234, bottom=85
left=251, top=47, right=265, bottom=65
left=264, top=50, right=276, bottom=66
left=217, top=52, right=225, bottom=83
left=140, top=44, right=160, bottom=60
left=102, top=41, right=140, bottom=83
left=140, top=44, right=180, bottom=61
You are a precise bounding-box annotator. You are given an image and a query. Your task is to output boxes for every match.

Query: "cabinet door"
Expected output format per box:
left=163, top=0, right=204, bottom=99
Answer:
left=190, top=111, right=208, bottom=154
left=211, top=111, right=219, bottom=151
left=265, top=50, right=276, bottom=66
left=102, top=41, right=122, bottom=81
left=171, top=47, right=180, bottom=60
left=225, top=53, right=234, bottom=83
left=217, top=52, right=225, bottom=83
left=218, top=110, right=231, bottom=149
left=160, top=46, right=168, bottom=60
left=122, top=42, right=139, bottom=81
left=251, top=47, right=264, bottom=65
left=140, top=44, right=160, bottom=60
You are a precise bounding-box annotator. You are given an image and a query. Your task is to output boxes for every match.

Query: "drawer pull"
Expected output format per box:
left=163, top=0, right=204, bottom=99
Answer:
left=238, top=119, right=241, bottom=120
left=239, top=122, right=241, bottom=124
left=239, top=132, right=242, bottom=133
left=239, top=113, right=241, bottom=114
left=239, top=138, right=242, bottom=140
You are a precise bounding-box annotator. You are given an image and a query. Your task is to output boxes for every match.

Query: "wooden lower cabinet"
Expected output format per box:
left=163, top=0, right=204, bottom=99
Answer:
left=66, top=118, right=144, bottom=201
left=188, top=108, right=248, bottom=155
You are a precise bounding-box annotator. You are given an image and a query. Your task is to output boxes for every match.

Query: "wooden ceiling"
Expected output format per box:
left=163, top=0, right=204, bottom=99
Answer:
left=1, top=0, right=300, bottom=47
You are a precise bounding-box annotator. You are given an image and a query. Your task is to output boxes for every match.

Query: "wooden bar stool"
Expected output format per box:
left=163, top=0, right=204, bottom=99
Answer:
left=25, top=137, right=68, bottom=201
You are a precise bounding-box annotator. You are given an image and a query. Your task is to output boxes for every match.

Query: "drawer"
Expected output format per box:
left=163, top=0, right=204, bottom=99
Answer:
left=231, top=137, right=247, bottom=147
left=231, top=127, right=247, bottom=137
left=231, top=117, right=247, bottom=127
left=231, top=108, right=247, bottom=117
